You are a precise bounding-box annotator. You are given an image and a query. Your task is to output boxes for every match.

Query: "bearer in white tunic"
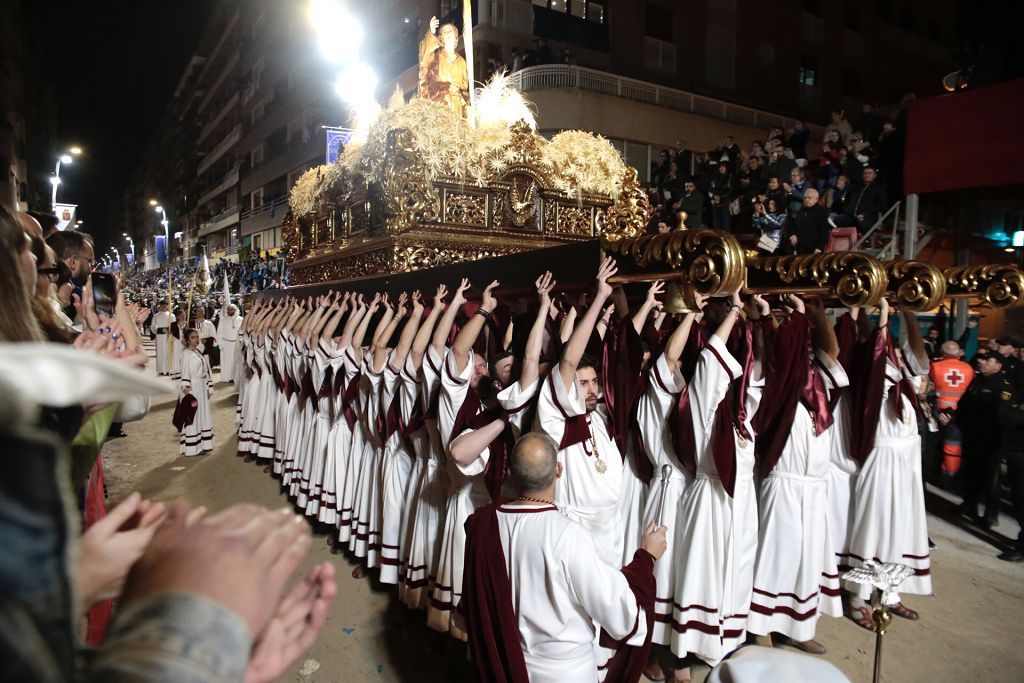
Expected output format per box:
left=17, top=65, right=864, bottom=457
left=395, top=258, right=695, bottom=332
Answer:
left=537, top=258, right=624, bottom=565
left=667, top=293, right=765, bottom=669
left=844, top=302, right=932, bottom=620
left=149, top=303, right=173, bottom=375
left=636, top=307, right=696, bottom=645
left=462, top=431, right=665, bottom=683
left=747, top=297, right=846, bottom=653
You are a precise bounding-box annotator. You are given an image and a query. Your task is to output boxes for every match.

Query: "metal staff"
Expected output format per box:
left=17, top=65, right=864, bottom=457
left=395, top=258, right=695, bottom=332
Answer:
left=165, top=268, right=174, bottom=372
left=655, top=464, right=672, bottom=527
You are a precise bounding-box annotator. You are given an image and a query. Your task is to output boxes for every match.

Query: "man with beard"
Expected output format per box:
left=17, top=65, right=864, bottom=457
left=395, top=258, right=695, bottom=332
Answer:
left=46, top=230, right=95, bottom=320
left=536, top=257, right=625, bottom=564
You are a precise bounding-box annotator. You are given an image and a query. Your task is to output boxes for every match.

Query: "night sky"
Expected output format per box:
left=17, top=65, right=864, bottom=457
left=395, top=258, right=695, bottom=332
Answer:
left=39, top=1, right=213, bottom=252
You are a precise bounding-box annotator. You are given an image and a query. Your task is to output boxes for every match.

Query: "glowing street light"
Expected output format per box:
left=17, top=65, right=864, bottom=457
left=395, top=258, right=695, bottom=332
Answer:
left=151, top=201, right=171, bottom=265
left=51, top=146, right=83, bottom=210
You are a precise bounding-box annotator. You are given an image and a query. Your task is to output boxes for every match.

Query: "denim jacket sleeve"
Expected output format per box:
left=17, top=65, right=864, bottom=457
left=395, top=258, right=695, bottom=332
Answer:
left=88, top=593, right=251, bottom=683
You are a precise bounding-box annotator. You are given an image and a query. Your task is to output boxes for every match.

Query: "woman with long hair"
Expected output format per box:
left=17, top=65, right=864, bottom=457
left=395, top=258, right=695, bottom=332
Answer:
left=0, top=205, right=45, bottom=343
left=178, top=327, right=214, bottom=456
left=29, top=232, right=73, bottom=342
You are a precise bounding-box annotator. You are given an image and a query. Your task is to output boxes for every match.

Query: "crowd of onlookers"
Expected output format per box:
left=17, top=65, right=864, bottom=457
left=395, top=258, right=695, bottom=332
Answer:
left=646, top=101, right=911, bottom=257
left=0, top=206, right=333, bottom=678
left=122, top=251, right=290, bottom=297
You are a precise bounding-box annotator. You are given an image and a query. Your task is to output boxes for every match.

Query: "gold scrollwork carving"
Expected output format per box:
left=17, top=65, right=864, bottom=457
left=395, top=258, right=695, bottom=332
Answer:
left=600, top=168, right=650, bottom=242
left=555, top=205, right=593, bottom=236
left=444, top=193, right=487, bottom=226
left=380, top=128, right=440, bottom=235
left=945, top=264, right=1024, bottom=308
left=746, top=251, right=888, bottom=308
left=885, top=260, right=946, bottom=312
left=603, top=228, right=746, bottom=297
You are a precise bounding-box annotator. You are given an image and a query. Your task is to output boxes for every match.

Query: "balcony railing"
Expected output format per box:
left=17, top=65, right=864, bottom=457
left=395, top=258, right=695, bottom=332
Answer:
left=197, top=124, right=242, bottom=176
left=487, top=0, right=533, bottom=34
left=240, top=195, right=289, bottom=221
left=199, top=203, right=241, bottom=237
left=510, top=65, right=825, bottom=136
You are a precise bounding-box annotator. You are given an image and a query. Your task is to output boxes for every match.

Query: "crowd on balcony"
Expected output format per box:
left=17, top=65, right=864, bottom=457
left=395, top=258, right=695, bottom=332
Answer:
left=646, top=102, right=908, bottom=256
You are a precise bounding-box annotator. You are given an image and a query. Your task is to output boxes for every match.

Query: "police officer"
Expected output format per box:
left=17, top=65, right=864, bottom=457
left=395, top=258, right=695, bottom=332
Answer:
left=956, top=350, right=1014, bottom=528
left=997, top=384, right=1024, bottom=561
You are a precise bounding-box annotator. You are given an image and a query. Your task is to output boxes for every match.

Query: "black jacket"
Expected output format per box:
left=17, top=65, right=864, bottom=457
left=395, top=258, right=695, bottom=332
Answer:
left=787, top=204, right=830, bottom=254
left=676, top=191, right=705, bottom=228
left=847, top=182, right=888, bottom=218
left=958, top=372, right=1015, bottom=441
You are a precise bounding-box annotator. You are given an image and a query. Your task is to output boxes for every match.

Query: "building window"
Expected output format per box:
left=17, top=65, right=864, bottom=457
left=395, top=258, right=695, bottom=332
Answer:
left=587, top=2, right=604, bottom=23
left=842, top=69, right=860, bottom=97
left=845, top=6, right=862, bottom=32
left=705, top=22, right=736, bottom=90
left=250, top=144, right=264, bottom=169
left=644, top=36, right=676, bottom=72
left=802, top=0, right=821, bottom=16
left=251, top=58, right=264, bottom=93
left=799, top=55, right=818, bottom=87
left=251, top=99, right=266, bottom=126
left=570, top=0, right=586, bottom=18
left=440, top=1, right=459, bottom=19
left=645, top=3, right=673, bottom=42
left=251, top=233, right=262, bottom=253
left=251, top=188, right=264, bottom=210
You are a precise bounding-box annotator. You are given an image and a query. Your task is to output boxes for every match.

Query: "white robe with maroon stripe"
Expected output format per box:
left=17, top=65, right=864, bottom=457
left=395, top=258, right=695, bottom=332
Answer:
left=338, top=348, right=365, bottom=543
left=496, top=502, right=649, bottom=683
left=747, top=350, right=847, bottom=642
left=178, top=347, right=213, bottom=456
left=403, top=346, right=448, bottom=609
left=843, top=354, right=933, bottom=598
left=635, top=353, right=691, bottom=644
left=428, top=348, right=487, bottom=638
left=537, top=370, right=624, bottom=565
left=380, top=354, right=414, bottom=584
left=667, top=336, right=763, bottom=664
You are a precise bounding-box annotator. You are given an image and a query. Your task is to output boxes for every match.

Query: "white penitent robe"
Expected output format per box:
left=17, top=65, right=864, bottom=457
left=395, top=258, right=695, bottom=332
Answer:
left=428, top=348, right=486, bottom=640
left=747, top=350, right=847, bottom=643
left=844, top=353, right=932, bottom=598
left=668, top=336, right=763, bottom=665
left=150, top=311, right=173, bottom=375
left=195, top=319, right=217, bottom=346
left=635, top=352, right=691, bottom=645
left=403, top=345, right=448, bottom=610
left=218, top=312, right=243, bottom=382
left=537, top=370, right=624, bottom=565
left=178, top=347, right=213, bottom=456
left=497, top=503, right=648, bottom=683
left=380, top=353, right=414, bottom=585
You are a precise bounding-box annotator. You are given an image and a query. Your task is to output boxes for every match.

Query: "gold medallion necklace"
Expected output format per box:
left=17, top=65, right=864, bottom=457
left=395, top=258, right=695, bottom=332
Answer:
left=589, top=432, right=607, bottom=473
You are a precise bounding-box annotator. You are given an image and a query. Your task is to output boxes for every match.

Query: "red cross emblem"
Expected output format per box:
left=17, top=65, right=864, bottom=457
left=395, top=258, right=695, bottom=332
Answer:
left=945, top=369, right=964, bottom=387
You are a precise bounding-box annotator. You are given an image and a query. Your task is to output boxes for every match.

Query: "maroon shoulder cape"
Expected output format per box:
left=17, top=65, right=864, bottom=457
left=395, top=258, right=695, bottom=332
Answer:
left=601, top=319, right=652, bottom=483
left=462, top=501, right=531, bottom=683
left=751, top=312, right=834, bottom=477
left=849, top=325, right=922, bottom=463
left=462, top=503, right=656, bottom=683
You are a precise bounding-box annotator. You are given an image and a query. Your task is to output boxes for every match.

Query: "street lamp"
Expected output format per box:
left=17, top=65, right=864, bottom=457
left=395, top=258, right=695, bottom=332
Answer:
left=123, top=233, right=136, bottom=267
left=151, top=200, right=170, bottom=264
left=51, top=146, right=83, bottom=210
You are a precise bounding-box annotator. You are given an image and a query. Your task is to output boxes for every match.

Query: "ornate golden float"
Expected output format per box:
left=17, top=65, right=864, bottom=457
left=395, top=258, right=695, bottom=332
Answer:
left=280, top=80, right=1023, bottom=312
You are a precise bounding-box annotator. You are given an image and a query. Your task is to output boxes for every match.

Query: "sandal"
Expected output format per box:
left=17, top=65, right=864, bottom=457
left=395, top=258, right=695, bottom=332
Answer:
left=845, top=605, right=877, bottom=632
left=891, top=603, right=919, bottom=620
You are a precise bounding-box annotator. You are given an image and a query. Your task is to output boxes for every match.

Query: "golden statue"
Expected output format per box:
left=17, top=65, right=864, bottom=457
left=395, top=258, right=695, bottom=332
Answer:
left=418, top=15, right=470, bottom=117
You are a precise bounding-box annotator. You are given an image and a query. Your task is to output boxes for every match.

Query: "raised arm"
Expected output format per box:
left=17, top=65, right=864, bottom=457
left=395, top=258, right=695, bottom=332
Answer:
left=520, top=271, right=556, bottom=390
left=804, top=295, right=839, bottom=361
left=663, top=296, right=706, bottom=367
left=901, top=307, right=928, bottom=368
left=452, top=279, right=499, bottom=374
left=432, top=279, right=469, bottom=356
left=559, top=257, right=617, bottom=389
left=559, top=304, right=577, bottom=343
left=370, top=295, right=400, bottom=371
left=350, top=294, right=379, bottom=361
left=337, top=295, right=367, bottom=349
left=371, top=294, right=396, bottom=348
left=391, top=291, right=424, bottom=371
left=711, top=288, right=743, bottom=344
left=411, top=285, right=446, bottom=371
left=321, top=292, right=349, bottom=342
left=632, top=281, right=665, bottom=335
